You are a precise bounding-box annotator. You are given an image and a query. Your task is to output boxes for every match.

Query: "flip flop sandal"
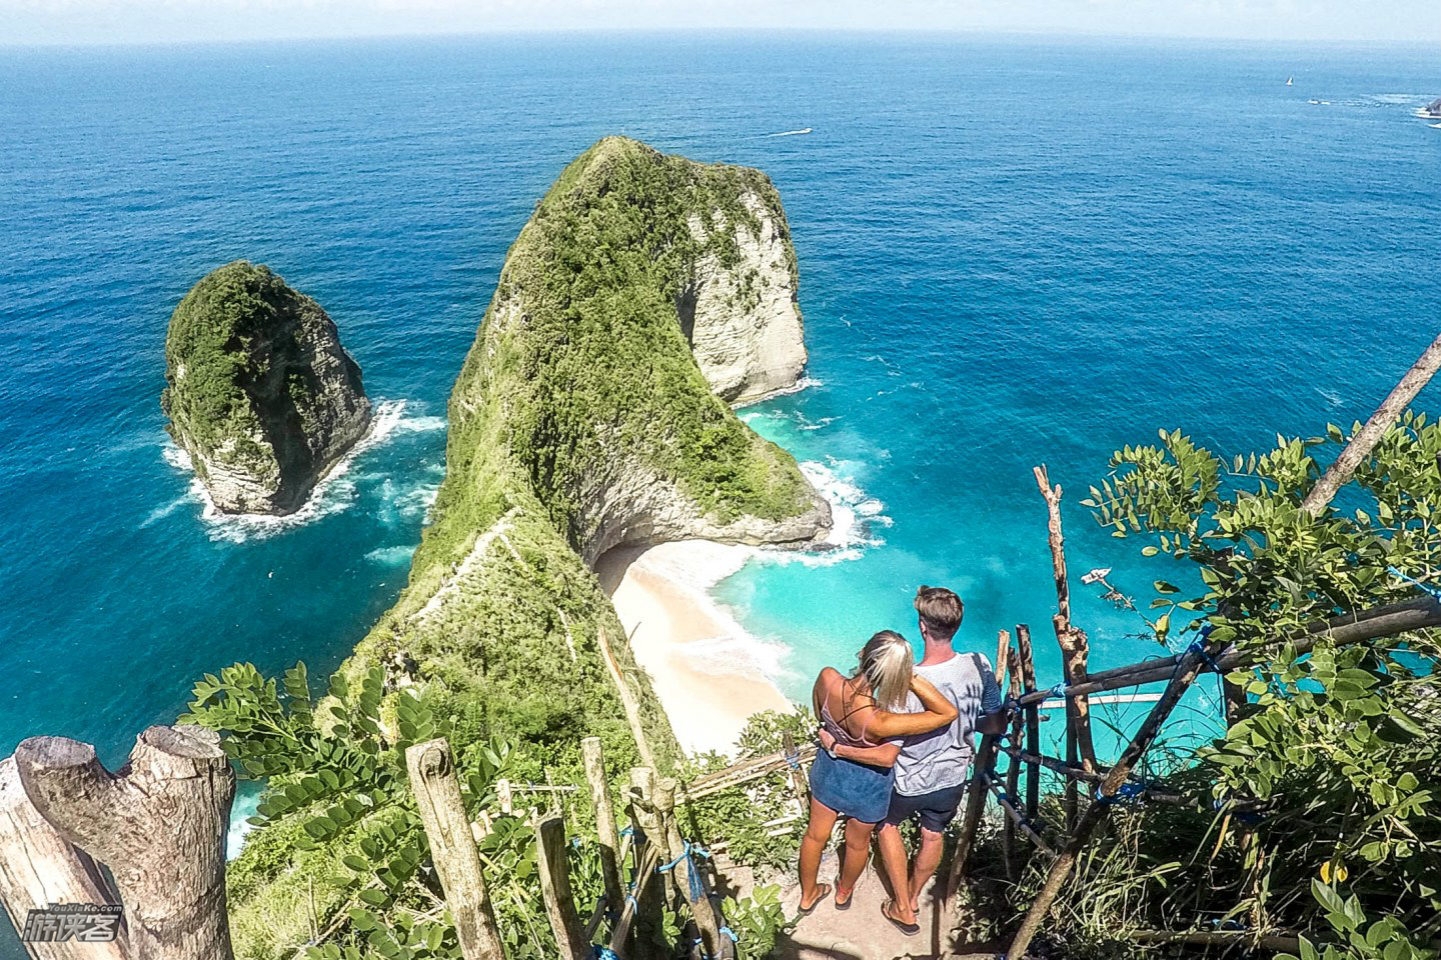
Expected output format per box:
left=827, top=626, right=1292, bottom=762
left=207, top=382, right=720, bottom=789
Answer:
left=834, top=885, right=855, bottom=910
left=798, top=883, right=832, bottom=915
left=881, top=899, right=920, bottom=936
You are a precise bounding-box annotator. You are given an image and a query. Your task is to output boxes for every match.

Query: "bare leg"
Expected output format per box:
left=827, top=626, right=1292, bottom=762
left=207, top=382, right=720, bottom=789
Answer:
left=835, top=818, right=878, bottom=906
left=909, top=827, right=946, bottom=913
left=799, top=795, right=838, bottom=909
left=875, top=823, right=917, bottom=925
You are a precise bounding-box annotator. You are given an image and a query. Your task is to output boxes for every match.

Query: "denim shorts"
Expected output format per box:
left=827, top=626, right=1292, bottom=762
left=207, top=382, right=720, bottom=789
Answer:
left=808, top=749, right=896, bottom=823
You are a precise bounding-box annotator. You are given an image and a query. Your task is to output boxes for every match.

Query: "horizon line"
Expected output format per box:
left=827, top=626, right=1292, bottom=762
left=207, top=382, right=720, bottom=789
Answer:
left=3, top=25, right=1439, bottom=52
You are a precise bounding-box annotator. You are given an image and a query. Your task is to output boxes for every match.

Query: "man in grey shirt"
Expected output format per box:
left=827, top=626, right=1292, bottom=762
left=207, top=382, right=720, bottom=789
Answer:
left=828, top=585, right=1004, bottom=926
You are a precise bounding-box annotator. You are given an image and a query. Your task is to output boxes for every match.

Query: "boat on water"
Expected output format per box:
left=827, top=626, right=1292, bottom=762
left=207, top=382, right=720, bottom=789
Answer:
left=1286, top=76, right=1294, bottom=86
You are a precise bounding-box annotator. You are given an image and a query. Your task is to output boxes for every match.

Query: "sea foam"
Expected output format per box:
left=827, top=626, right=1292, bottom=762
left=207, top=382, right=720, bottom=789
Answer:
left=159, top=399, right=446, bottom=543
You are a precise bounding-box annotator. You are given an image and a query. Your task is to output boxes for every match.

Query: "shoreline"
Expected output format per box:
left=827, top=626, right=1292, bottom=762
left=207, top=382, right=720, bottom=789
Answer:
left=597, top=540, right=796, bottom=757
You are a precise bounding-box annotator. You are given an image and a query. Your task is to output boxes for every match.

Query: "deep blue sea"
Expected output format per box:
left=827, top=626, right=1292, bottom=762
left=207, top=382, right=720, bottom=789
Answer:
left=1, top=34, right=1439, bottom=921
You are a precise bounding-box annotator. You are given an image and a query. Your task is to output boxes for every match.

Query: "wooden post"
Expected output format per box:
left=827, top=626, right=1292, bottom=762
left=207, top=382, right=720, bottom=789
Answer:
left=653, top=778, right=730, bottom=960
left=780, top=732, right=808, bottom=807
left=1002, top=642, right=1024, bottom=881
left=535, top=815, right=589, bottom=960
left=993, top=630, right=1010, bottom=685
left=495, top=779, right=513, bottom=815
left=944, top=731, right=1002, bottom=903
left=404, top=739, right=504, bottom=960
left=1302, top=331, right=1441, bottom=516
left=626, top=769, right=666, bottom=959
left=581, top=737, right=624, bottom=923
left=1015, top=624, right=1041, bottom=823
left=597, top=626, right=657, bottom=770
left=1005, top=641, right=1221, bottom=960
left=14, top=725, right=234, bottom=960
left=1035, top=465, right=1097, bottom=829
left=0, top=757, right=127, bottom=960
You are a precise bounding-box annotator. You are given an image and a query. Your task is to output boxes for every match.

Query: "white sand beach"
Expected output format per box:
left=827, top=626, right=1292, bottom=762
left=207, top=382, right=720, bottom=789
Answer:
left=597, top=540, right=796, bottom=757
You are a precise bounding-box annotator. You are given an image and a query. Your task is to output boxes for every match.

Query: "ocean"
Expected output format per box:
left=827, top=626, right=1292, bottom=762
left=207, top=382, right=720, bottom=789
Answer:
left=1, top=33, right=1438, bottom=930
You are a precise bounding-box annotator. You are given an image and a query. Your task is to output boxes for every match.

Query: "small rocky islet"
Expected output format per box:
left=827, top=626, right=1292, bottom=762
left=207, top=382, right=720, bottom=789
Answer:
left=161, top=260, right=371, bottom=515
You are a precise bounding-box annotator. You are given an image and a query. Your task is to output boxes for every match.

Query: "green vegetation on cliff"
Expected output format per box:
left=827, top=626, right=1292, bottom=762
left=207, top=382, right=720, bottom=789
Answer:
left=415, top=135, right=814, bottom=575
left=162, top=260, right=370, bottom=514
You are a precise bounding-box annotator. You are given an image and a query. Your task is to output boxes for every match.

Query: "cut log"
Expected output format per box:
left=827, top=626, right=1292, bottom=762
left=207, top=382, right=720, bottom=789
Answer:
left=0, top=757, right=126, bottom=960
left=404, top=739, right=504, bottom=960
left=13, top=726, right=234, bottom=960
left=535, top=815, right=589, bottom=960
left=581, top=737, right=624, bottom=923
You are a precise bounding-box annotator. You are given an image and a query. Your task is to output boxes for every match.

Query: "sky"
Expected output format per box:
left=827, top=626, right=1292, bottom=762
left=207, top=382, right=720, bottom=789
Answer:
left=0, top=0, right=1437, bottom=47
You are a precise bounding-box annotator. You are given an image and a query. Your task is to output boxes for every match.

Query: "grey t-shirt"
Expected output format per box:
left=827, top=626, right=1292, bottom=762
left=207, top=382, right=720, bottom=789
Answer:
left=893, top=651, right=1004, bottom=796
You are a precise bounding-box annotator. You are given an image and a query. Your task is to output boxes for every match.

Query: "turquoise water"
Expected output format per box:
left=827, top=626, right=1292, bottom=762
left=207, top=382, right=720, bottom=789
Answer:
left=1, top=36, right=1439, bottom=934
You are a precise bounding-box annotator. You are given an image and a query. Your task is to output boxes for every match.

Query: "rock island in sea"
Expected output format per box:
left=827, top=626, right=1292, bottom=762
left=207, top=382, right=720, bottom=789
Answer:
left=161, top=260, right=372, bottom=515
left=222, top=136, right=831, bottom=953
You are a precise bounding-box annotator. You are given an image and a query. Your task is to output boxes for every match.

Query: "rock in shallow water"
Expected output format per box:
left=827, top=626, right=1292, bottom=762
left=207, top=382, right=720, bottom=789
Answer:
left=161, top=260, right=371, bottom=515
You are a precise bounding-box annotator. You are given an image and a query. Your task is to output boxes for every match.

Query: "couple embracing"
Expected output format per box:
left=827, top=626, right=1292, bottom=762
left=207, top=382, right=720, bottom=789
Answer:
left=799, top=585, right=1004, bottom=932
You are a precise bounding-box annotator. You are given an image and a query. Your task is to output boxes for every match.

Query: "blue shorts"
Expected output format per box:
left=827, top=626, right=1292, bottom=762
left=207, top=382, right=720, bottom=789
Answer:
left=808, top=750, right=895, bottom=823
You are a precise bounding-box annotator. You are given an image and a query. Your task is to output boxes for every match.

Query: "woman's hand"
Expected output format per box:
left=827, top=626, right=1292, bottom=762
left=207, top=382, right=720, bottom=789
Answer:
left=817, top=727, right=838, bottom=752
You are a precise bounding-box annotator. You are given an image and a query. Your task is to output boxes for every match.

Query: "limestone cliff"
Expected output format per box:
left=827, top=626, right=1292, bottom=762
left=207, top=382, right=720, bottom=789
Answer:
left=680, top=175, right=808, bottom=404
left=161, top=261, right=371, bottom=515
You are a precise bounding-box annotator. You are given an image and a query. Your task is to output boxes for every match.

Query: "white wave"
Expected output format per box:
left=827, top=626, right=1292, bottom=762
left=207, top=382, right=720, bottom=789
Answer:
left=624, top=540, right=800, bottom=683
left=733, top=375, right=823, bottom=408
left=366, top=544, right=418, bottom=566
left=797, top=415, right=838, bottom=432
left=765, top=127, right=812, bottom=137
left=159, top=399, right=440, bottom=543
left=1431, top=123, right=1441, bottom=130
left=1372, top=93, right=1432, bottom=104
left=740, top=459, right=890, bottom=568
left=1316, top=386, right=1343, bottom=408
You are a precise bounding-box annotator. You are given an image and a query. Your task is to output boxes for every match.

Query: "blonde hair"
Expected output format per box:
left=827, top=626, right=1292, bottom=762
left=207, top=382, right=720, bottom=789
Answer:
left=855, top=630, right=914, bottom=712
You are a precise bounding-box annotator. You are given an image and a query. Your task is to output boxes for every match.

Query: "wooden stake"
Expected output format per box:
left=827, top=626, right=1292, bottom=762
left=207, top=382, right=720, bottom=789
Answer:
left=993, top=630, right=1010, bottom=685
left=1302, top=331, right=1441, bottom=516
left=944, top=730, right=1002, bottom=903
left=597, top=626, right=658, bottom=770
left=626, top=769, right=665, bottom=959
left=1015, top=624, right=1041, bottom=823
left=1034, top=465, right=1097, bottom=832
left=535, top=814, right=589, bottom=960
left=495, top=779, right=513, bottom=815
left=1002, top=643, right=1024, bottom=880
left=780, top=732, right=808, bottom=805
left=404, top=739, right=504, bottom=960
left=14, top=725, right=235, bottom=960
left=0, top=757, right=126, bottom=960
left=581, top=737, right=624, bottom=924
left=653, top=778, right=731, bottom=960
left=1005, top=641, right=1221, bottom=960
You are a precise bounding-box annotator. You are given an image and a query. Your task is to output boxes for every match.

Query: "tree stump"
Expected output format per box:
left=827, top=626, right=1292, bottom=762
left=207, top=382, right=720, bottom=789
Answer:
left=13, top=725, right=234, bottom=960
left=0, top=757, right=127, bottom=959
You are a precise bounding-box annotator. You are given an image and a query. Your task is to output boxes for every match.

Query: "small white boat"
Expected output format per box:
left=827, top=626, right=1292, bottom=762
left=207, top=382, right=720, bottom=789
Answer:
left=1286, top=76, right=1294, bottom=86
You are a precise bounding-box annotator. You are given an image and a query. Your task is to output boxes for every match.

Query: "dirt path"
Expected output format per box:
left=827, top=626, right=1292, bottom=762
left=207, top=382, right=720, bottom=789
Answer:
left=774, top=848, right=1002, bottom=960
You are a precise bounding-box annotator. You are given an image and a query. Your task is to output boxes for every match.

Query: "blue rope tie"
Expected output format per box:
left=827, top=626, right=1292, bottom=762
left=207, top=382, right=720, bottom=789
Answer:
left=1094, top=782, right=1147, bottom=806
left=619, top=825, right=634, bottom=837
left=1389, top=565, right=1441, bottom=601
left=720, top=925, right=739, bottom=942
left=657, top=840, right=712, bottom=902
left=1187, top=639, right=1224, bottom=674
left=1045, top=682, right=1068, bottom=700
left=594, top=947, right=622, bottom=960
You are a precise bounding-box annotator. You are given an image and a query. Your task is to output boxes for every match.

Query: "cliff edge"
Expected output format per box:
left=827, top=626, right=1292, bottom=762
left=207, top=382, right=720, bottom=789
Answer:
left=161, top=261, right=371, bottom=515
